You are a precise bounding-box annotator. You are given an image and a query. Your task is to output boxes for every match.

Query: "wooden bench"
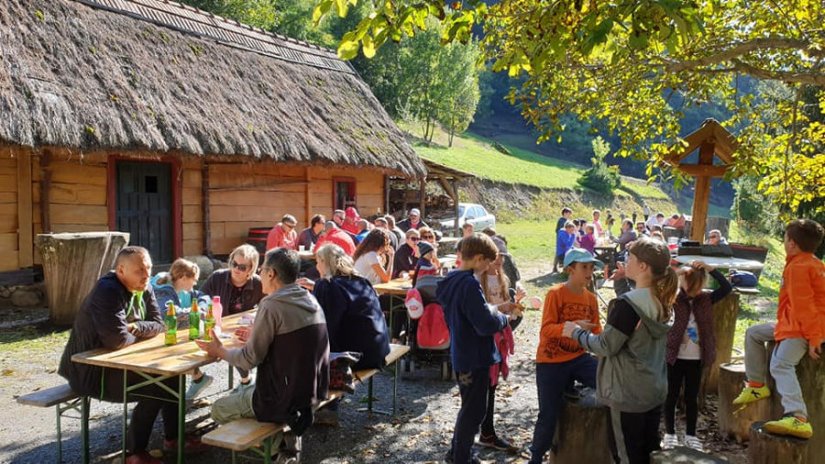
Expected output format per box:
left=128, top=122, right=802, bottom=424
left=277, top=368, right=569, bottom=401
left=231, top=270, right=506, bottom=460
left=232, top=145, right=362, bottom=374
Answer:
left=202, top=344, right=410, bottom=463
left=17, top=383, right=90, bottom=463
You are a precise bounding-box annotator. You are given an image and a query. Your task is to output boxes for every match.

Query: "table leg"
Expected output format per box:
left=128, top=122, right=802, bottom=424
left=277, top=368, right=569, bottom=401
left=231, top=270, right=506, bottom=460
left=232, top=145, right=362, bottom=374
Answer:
left=393, top=356, right=399, bottom=416
left=81, top=396, right=90, bottom=464
left=55, top=404, right=62, bottom=463
left=177, top=375, right=185, bottom=464
left=228, top=364, right=234, bottom=390
left=367, top=376, right=374, bottom=413
left=122, top=370, right=128, bottom=461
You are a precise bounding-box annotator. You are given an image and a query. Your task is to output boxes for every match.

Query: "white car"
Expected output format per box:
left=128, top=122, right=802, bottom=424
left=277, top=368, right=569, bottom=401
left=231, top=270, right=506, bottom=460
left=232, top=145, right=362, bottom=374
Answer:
left=439, top=203, right=496, bottom=232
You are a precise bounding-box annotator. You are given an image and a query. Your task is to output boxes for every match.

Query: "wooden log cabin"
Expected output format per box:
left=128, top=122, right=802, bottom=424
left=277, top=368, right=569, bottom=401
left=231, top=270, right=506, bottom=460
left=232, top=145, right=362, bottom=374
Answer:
left=0, top=0, right=426, bottom=281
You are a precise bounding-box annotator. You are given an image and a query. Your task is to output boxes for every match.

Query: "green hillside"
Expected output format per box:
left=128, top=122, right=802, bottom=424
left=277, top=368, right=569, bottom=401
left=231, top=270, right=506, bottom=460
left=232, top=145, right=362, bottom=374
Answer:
left=405, top=123, right=669, bottom=201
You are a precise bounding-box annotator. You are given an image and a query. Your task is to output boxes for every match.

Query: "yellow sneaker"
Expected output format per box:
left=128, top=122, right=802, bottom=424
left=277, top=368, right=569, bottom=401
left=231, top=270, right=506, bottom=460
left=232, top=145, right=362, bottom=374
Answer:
left=763, top=416, right=813, bottom=439
left=732, top=385, right=771, bottom=406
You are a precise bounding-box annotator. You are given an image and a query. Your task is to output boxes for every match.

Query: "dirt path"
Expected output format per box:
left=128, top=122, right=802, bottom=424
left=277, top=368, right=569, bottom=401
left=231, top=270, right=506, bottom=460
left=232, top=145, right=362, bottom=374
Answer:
left=1, top=261, right=750, bottom=463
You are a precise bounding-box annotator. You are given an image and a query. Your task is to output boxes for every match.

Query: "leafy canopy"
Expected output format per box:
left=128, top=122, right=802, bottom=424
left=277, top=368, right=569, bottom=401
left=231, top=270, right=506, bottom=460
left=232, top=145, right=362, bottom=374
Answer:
left=314, top=0, right=825, bottom=219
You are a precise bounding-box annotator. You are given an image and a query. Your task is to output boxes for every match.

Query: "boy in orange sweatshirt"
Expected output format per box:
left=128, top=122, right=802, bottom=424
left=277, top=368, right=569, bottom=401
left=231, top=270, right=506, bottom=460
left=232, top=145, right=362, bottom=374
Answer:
left=733, top=219, right=825, bottom=439
left=528, top=248, right=603, bottom=463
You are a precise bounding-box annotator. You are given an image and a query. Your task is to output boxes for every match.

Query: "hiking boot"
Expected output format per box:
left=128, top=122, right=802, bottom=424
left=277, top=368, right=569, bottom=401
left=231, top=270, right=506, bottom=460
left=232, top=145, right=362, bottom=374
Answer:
left=125, top=451, right=162, bottom=464
left=478, top=434, right=517, bottom=452
left=163, top=435, right=208, bottom=454
left=185, top=374, right=214, bottom=400
left=660, top=433, right=678, bottom=450
left=763, top=416, right=813, bottom=439
left=732, top=385, right=770, bottom=406
left=684, top=435, right=703, bottom=451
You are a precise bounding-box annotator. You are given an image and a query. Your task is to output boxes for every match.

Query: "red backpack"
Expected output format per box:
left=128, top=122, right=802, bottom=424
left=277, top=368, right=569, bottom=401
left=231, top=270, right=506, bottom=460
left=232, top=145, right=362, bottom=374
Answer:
left=417, top=303, right=450, bottom=350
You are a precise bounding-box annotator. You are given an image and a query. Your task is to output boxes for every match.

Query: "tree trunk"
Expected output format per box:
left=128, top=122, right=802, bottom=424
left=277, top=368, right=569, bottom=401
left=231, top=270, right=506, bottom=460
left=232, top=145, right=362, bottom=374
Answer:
left=718, top=363, right=774, bottom=442
left=36, top=232, right=130, bottom=325
left=701, top=292, right=739, bottom=395
left=552, top=391, right=612, bottom=463
left=650, top=447, right=727, bottom=463
left=766, top=343, right=825, bottom=464
left=749, top=422, right=809, bottom=464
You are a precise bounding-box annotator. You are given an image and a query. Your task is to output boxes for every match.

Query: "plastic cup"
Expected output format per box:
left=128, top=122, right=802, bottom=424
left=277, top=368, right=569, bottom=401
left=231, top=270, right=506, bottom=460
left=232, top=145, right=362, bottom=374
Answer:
left=299, top=245, right=306, bottom=252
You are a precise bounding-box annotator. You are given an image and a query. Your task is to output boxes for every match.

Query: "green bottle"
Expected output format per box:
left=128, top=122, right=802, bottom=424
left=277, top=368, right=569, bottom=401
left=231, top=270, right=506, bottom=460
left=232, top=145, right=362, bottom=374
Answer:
left=189, top=300, right=200, bottom=341
left=164, top=302, right=177, bottom=346
left=203, top=302, right=215, bottom=341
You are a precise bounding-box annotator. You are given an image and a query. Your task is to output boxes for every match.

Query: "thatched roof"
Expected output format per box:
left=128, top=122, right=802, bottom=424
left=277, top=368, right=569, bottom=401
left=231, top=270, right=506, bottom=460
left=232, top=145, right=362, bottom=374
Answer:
left=0, top=0, right=426, bottom=177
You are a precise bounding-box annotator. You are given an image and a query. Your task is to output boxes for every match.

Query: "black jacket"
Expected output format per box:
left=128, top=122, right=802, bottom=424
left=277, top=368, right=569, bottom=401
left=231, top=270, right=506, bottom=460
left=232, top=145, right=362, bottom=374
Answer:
left=58, top=272, right=164, bottom=398
left=200, top=269, right=264, bottom=316
left=313, top=276, right=390, bottom=370
left=392, top=244, right=417, bottom=278
left=397, top=218, right=429, bottom=232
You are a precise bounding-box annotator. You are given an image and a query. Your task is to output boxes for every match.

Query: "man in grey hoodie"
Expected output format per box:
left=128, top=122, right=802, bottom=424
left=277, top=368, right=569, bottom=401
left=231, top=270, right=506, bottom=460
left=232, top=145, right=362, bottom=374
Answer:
left=562, top=237, right=676, bottom=464
left=197, top=248, right=329, bottom=462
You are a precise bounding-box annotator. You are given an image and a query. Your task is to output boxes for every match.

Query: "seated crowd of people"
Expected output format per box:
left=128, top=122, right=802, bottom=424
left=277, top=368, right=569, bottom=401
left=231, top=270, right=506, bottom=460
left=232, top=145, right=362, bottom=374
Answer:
left=56, top=199, right=824, bottom=464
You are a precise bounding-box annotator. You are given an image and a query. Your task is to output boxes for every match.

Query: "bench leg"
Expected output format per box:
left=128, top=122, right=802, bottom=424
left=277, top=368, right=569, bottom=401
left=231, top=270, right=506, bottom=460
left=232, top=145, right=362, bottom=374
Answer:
left=393, top=357, right=399, bottom=416
left=80, top=396, right=90, bottom=464
left=55, top=404, right=62, bottom=463
left=177, top=375, right=185, bottom=464
left=263, top=436, right=273, bottom=464
left=367, top=376, right=374, bottom=413
left=122, top=370, right=128, bottom=460
left=228, top=364, right=234, bottom=390
left=231, top=450, right=237, bottom=464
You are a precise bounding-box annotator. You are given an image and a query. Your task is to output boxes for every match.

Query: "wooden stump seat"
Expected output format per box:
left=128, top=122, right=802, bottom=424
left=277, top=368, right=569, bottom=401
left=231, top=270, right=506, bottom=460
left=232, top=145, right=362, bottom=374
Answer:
left=749, top=422, right=809, bottom=464
left=650, top=446, right=728, bottom=463
left=717, top=363, right=775, bottom=442
left=552, top=389, right=612, bottom=464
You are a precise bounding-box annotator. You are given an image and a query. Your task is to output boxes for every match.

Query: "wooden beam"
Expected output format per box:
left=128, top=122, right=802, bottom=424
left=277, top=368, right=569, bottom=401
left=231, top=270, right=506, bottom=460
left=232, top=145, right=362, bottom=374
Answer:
left=202, top=161, right=211, bottom=256
left=39, top=151, right=51, bottom=233
left=17, top=150, right=33, bottom=267
left=419, top=177, right=427, bottom=219
left=453, top=180, right=460, bottom=237
left=676, top=164, right=729, bottom=178
left=691, top=176, right=711, bottom=241
left=304, top=166, right=311, bottom=226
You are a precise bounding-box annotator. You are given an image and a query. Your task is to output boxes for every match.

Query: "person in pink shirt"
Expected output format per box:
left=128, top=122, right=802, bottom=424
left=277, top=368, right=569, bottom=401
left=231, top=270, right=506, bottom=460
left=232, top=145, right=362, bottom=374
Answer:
left=314, top=221, right=357, bottom=256
left=579, top=224, right=596, bottom=254
left=266, top=214, right=298, bottom=251
left=591, top=210, right=604, bottom=238
left=341, top=207, right=361, bottom=235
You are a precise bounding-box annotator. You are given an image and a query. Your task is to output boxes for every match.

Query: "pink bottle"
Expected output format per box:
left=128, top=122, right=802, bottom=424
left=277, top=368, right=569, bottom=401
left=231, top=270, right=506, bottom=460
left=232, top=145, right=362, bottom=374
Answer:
left=212, top=296, right=223, bottom=330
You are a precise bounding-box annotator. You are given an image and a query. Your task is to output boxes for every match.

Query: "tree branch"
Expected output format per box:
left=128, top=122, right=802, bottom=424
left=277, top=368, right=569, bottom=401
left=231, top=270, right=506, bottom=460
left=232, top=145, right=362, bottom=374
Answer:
left=730, top=59, right=825, bottom=86
left=664, top=37, right=824, bottom=73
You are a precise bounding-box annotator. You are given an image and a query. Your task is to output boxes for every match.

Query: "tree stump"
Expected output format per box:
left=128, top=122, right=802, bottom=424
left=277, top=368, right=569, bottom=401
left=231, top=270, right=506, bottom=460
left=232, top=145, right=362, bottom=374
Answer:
left=749, top=422, right=809, bottom=464
left=552, top=390, right=612, bottom=464
left=765, top=344, right=825, bottom=464
left=702, top=292, right=739, bottom=394
left=717, top=363, right=774, bottom=442
left=36, top=232, right=130, bottom=325
left=650, top=446, right=727, bottom=463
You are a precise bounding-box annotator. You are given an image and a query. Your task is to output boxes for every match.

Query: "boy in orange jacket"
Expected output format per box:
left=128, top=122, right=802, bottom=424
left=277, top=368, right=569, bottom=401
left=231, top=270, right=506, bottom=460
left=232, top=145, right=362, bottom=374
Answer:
left=733, top=219, right=825, bottom=439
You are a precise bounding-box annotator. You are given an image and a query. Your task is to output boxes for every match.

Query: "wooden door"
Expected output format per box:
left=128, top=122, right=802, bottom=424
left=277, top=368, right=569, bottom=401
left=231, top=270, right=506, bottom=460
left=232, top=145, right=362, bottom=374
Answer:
left=116, top=161, right=173, bottom=263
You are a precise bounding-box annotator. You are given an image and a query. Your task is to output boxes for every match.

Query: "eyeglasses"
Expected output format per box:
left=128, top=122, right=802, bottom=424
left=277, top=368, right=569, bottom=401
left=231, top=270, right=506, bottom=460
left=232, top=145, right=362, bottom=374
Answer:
left=409, top=237, right=420, bottom=242
left=421, top=235, right=434, bottom=239
left=231, top=261, right=250, bottom=272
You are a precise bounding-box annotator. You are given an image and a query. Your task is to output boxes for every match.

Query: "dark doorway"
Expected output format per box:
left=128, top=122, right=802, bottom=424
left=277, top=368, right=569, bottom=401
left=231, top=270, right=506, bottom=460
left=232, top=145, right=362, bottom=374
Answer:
left=334, top=178, right=356, bottom=211
left=116, top=161, right=173, bottom=263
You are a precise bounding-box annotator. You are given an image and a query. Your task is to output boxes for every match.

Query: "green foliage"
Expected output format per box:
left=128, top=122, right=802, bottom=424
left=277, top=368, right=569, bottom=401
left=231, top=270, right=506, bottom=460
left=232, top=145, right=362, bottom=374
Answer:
left=577, top=137, right=621, bottom=196
left=180, top=0, right=279, bottom=30
left=731, top=176, right=781, bottom=236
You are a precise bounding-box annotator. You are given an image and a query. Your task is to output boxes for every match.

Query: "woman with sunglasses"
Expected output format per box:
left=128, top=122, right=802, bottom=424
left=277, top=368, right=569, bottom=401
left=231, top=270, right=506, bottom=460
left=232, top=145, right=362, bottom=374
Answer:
left=392, top=229, right=421, bottom=278
left=201, top=244, right=265, bottom=389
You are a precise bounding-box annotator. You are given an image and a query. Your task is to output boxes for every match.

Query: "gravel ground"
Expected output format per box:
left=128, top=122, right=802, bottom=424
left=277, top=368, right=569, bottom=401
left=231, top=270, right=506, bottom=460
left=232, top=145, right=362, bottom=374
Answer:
left=1, top=265, right=750, bottom=463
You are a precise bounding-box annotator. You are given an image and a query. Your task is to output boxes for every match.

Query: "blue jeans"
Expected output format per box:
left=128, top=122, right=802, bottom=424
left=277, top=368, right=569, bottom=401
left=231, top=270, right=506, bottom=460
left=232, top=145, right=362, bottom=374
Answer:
left=529, top=355, right=598, bottom=464
left=449, top=367, right=490, bottom=464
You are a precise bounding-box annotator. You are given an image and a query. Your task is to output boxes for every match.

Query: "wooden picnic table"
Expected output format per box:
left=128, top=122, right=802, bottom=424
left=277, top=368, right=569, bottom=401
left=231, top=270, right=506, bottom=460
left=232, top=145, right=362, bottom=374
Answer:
left=72, top=310, right=255, bottom=463
left=593, top=243, right=619, bottom=265
left=373, top=277, right=414, bottom=296
left=674, top=255, right=765, bottom=272
left=297, top=250, right=315, bottom=261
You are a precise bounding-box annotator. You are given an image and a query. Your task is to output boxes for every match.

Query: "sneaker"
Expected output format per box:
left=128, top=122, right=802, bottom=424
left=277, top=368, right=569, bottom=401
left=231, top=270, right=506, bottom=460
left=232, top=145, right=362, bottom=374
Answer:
left=163, top=435, right=208, bottom=454
left=232, top=380, right=253, bottom=394
left=125, top=452, right=162, bottom=464
left=661, top=433, right=678, bottom=450
left=186, top=374, right=214, bottom=400
left=478, top=434, right=516, bottom=452
left=684, top=435, right=703, bottom=451
left=763, top=416, right=813, bottom=439
left=732, top=385, right=771, bottom=406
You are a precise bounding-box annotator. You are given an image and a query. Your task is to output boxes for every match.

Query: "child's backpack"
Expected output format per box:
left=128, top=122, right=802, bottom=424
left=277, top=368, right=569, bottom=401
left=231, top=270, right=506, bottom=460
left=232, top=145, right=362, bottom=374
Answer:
left=405, top=288, right=424, bottom=320
left=729, top=270, right=758, bottom=288
left=417, top=303, right=450, bottom=350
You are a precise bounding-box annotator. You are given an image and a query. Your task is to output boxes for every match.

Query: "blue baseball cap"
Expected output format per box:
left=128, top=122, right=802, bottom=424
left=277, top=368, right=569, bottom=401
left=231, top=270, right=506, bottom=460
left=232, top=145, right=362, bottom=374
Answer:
left=563, top=248, right=604, bottom=269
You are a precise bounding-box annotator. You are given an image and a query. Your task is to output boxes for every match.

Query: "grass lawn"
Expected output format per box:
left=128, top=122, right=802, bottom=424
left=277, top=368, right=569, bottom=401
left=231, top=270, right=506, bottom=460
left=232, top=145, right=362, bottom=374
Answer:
left=402, top=122, right=670, bottom=200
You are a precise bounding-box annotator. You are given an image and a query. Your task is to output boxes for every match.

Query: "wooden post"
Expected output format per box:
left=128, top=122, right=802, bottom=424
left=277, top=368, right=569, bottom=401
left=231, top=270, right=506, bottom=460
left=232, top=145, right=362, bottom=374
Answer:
left=453, top=179, right=460, bottom=237
left=689, top=142, right=714, bottom=241
left=701, top=292, right=739, bottom=394
left=419, top=177, right=426, bottom=219
left=36, top=232, right=130, bottom=325
left=552, top=391, right=612, bottom=463
left=39, top=150, right=51, bottom=234
left=304, top=166, right=312, bottom=225
left=718, top=363, right=773, bottom=442
left=202, top=161, right=211, bottom=256
left=749, top=422, right=809, bottom=464
left=17, top=149, right=33, bottom=267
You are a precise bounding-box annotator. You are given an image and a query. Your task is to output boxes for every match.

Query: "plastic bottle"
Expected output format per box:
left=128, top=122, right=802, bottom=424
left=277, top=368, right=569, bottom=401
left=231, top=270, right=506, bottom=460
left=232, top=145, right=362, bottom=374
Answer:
left=164, top=302, right=177, bottom=346
left=212, top=296, right=223, bottom=330
left=203, top=302, right=215, bottom=341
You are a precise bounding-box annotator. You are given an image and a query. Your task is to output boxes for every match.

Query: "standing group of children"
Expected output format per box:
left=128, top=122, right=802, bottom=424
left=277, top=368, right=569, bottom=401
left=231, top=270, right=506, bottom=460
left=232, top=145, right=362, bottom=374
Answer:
left=437, top=219, right=824, bottom=464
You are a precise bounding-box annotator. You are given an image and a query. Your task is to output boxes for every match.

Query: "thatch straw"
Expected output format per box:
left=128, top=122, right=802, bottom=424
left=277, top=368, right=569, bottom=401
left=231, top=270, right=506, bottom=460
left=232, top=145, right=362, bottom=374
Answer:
left=0, top=0, right=426, bottom=177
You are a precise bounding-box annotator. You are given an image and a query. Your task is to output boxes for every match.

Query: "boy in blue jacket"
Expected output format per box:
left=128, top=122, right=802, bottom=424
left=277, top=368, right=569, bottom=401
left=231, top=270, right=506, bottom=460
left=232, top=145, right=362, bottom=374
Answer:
left=437, top=234, right=521, bottom=464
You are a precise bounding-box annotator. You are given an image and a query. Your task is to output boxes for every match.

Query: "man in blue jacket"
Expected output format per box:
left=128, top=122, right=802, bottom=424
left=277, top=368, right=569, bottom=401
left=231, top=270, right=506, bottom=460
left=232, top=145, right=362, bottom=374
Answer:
left=437, top=234, right=519, bottom=464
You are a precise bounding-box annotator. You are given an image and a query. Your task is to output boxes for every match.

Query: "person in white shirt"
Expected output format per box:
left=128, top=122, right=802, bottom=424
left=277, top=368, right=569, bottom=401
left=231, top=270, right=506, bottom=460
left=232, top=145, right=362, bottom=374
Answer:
left=353, top=229, right=394, bottom=285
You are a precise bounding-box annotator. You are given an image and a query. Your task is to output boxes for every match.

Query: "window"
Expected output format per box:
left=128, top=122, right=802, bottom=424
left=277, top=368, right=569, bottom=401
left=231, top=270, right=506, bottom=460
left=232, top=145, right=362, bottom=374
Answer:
left=144, top=175, right=158, bottom=193
left=333, top=178, right=356, bottom=211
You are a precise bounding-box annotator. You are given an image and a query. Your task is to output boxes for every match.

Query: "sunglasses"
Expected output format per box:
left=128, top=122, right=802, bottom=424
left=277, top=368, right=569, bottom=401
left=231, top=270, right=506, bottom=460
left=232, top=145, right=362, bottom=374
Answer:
left=421, top=235, right=434, bottom=239
left=231, top=260, right=250, bottom=272
left=409, top=237, right=421, bottom=242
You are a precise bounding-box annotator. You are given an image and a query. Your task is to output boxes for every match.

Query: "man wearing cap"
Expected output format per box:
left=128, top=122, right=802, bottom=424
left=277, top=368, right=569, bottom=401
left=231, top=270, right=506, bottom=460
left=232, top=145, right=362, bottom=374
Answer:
left=266, top=214, right=299, bottom=251
left=398, top=208, right=429, bottom=232
left=341, top=207, right=361, bottom=235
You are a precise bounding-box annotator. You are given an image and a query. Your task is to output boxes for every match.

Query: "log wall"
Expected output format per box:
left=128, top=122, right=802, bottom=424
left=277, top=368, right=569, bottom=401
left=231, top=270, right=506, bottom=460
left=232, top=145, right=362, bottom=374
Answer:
left=0, top=143, right=389, bottom=268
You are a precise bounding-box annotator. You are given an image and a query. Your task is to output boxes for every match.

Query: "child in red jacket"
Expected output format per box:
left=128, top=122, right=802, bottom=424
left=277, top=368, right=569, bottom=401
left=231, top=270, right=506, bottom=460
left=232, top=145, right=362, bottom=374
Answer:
left=733, top=219, right=825, bottom=439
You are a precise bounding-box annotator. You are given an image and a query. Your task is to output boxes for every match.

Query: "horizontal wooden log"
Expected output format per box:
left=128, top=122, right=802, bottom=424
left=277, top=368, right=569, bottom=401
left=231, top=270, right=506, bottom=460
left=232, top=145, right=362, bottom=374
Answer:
left=0, top=232, right=18, bottom=251
left=0, top=215, right=16, bottom=233
left=51, top=205, right=107, bottom=226
left=0, top=192, right=17, bottom=203
left=182, top=187, right=201, bottom=206
left=651, top=446, right=728, bottom=463
left=48, top=162, right=106, bottom=186
left=749, top=422, right=809, bottom=464
left=0, top=251, right=19, bottom=271
left=0, top=174, right=17, bottom=192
